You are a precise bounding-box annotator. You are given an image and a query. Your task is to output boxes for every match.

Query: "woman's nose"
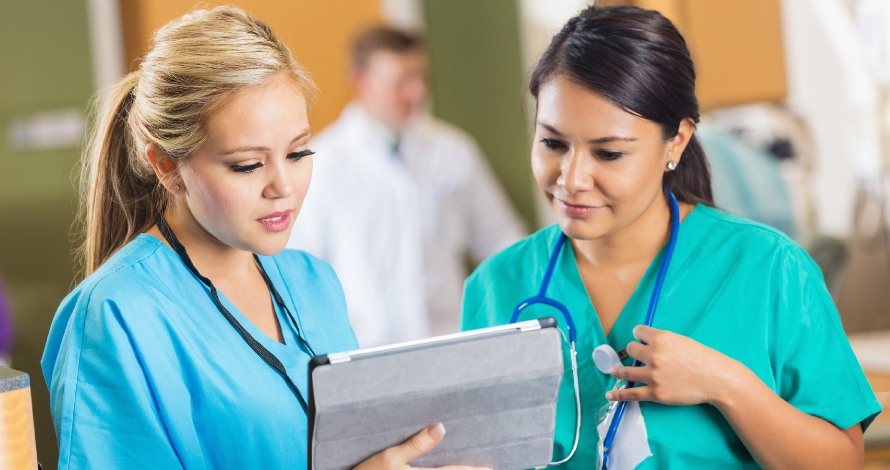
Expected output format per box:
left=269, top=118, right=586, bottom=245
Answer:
left=263, top=162, right=294, bottom=199
left=557, top=150, right=593, bottom=193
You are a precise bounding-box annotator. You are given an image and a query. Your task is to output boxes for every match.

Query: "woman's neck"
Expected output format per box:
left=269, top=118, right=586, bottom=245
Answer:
left=149, top=204, right=256, bottom=281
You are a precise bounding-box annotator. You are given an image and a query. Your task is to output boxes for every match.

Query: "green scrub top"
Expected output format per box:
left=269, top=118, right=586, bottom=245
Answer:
left=462, top=205, right=882, bottom=468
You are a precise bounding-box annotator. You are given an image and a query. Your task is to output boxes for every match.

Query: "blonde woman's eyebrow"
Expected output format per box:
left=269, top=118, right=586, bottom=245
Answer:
left=220, top=128, right=312, bottom=155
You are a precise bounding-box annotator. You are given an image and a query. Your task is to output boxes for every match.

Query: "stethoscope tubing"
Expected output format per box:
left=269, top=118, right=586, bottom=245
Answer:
left=601, top=190, right=680, bottom=467
left=510, top=234, right=576, bottom=342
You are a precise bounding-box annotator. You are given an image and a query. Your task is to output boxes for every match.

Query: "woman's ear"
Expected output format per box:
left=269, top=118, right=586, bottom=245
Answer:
left=666, top=118, right=696, bottom=166
left=145, top=143, right=181, bottom=194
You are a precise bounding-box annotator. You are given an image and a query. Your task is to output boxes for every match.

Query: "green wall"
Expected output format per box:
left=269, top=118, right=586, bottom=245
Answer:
left=424, top=0, right=536, bottom=227
left=0, top=1, right=95, bottom=468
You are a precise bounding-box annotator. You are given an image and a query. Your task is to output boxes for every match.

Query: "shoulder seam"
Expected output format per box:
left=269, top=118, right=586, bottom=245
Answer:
left=699, top=206, right=795, bottom=246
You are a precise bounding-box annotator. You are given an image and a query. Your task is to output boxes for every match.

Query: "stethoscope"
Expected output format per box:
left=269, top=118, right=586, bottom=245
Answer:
left=510, top=189, right=680, bottom=467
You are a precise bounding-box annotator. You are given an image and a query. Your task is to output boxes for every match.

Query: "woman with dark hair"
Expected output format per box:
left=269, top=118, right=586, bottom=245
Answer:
left=462, top=5, right=880, bottom=468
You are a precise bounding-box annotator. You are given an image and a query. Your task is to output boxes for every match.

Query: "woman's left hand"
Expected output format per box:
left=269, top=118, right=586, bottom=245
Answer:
left=605, top=325, right=742, bottom=406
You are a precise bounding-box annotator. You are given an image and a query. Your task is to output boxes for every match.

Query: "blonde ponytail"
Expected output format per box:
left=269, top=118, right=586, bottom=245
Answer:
left=78, top=71, right=160, bottom=276
left=77, top=6, right=318, bottom=277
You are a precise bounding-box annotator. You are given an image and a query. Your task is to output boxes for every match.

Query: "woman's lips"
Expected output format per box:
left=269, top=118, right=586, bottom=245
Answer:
left=556, top=199, right=604, bottom=217
left=257, top=210, right=292, bottom=232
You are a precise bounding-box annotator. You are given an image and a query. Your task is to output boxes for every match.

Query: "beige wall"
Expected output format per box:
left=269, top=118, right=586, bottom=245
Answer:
left=119, top=0, right=381, bottom=131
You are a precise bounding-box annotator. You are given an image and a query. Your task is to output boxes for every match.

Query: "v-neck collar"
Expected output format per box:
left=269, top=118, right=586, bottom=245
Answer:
left=217, top=256, right=317, bottom=372
left=140, top=233, right=312, bottom=360
left=547, top=204, right=711, bottom=354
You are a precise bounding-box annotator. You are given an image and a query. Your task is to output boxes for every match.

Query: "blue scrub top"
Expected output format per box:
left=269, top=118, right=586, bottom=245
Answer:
left=42, top=234, right=358, bottom=469
left=463, top=205, right=882, bottom=468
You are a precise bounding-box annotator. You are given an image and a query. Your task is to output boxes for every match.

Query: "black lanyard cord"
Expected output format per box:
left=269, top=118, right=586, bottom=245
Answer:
left=156, top=217, right=309, bottom=411
left=254, top=257, right=317, bottom=357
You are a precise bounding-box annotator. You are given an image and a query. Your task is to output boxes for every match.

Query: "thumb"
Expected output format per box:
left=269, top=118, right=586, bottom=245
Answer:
left=394, top=423, right=447, bottom=463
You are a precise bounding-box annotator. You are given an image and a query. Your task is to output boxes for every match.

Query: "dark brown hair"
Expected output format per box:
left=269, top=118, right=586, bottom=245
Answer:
left=530, top=5, right=714, bottom=206
left=350, top=26, right=423, bottom=72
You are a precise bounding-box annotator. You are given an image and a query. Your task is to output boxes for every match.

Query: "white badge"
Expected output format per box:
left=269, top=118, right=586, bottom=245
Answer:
left=596, top=400, right=653, bottom=470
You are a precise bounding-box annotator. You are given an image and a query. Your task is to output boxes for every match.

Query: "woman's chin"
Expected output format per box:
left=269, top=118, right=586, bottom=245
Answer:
left=555, top=213, right=611, bottom=241
left=248, top=236, right=291, bottom=257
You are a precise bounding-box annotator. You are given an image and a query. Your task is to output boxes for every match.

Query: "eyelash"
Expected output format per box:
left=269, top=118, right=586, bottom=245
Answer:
left=539, top=139, right=625, bottom=161
left=598, top=150, right=623, bottom=161
left=230, top=149, right=315, bottom=174
left=231, top=162, right=263, bottom=173
left=288, top=149, right=315, bottom=161
left=540, top=138, right=565, bottom=150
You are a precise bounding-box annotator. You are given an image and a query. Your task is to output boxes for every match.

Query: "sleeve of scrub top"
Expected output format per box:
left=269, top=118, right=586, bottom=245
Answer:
left=768, top=244, right=882, bottom=431
left=51, top=296, right=188, bottom=470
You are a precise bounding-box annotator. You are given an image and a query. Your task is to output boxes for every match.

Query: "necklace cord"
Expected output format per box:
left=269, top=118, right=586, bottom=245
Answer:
left=253, top=258, right=317, bottom=357
left=155, top=217, right=310, bottom=411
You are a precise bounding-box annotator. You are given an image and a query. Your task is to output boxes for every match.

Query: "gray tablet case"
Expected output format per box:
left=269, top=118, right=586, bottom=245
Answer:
left=308, top=318, right=563, bottom=470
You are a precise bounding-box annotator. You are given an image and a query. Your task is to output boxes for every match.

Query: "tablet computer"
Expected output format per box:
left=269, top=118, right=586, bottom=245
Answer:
left=307, top=317, right=563, bottom=470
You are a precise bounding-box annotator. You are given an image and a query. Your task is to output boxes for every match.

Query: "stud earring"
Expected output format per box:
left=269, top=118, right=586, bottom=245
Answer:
left=174, top=184, right=181, bottom=191
left=666, top=160, right=677, bottom=171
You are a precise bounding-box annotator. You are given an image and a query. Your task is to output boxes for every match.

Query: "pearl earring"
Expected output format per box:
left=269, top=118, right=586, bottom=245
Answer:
left=666, top=160, right=677, bottom=171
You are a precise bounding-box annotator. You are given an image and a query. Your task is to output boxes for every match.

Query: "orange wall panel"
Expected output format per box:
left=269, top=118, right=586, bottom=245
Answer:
left=585, top=0, right=787, bottom=111
left=119, top=0, right=380, bottom=130
left=681, top=0, right=787, bottom=111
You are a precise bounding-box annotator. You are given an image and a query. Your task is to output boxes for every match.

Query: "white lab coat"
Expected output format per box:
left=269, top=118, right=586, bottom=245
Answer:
left=289, top=104, right=524, bottom=347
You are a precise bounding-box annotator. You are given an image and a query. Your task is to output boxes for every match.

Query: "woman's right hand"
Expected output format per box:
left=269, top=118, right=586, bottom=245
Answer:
left=354, top=423, right=490, bottom=470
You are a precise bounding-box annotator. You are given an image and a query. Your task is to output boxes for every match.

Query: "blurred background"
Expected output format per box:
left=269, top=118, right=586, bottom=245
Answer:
left=1, top=0, right=889, bottom=467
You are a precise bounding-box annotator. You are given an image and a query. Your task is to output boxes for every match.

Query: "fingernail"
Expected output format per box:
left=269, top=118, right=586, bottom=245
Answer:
left=605, top=391, right=615, bottom=401
left=610, top=365, right=620, bottom=376
left=428, top=423, right=446, bottom=440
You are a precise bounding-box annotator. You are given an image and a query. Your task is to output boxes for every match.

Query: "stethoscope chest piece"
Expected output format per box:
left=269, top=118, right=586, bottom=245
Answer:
left=593, top=344, right=622, bottom=374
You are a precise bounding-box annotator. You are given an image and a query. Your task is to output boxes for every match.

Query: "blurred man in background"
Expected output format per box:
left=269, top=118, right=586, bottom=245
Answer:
left=288, top=26, right=524, bottom=347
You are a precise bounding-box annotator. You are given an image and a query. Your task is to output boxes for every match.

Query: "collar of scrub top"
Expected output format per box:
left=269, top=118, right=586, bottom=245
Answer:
left=509, top=188, right=681, bottom=467
left=156, top=216, right=316, bottom=412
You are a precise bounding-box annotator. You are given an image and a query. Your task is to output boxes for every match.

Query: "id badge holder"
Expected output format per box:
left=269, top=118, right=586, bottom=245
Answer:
left=595, top=381, right=652, bottom=470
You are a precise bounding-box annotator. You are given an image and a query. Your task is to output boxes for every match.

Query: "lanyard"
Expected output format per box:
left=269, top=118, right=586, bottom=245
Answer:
left=156, top=217, right=314, bottom=411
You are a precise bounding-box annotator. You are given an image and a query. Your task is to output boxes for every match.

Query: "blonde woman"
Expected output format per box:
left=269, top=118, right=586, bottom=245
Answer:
left=41, top=7, right=476, bottom=469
